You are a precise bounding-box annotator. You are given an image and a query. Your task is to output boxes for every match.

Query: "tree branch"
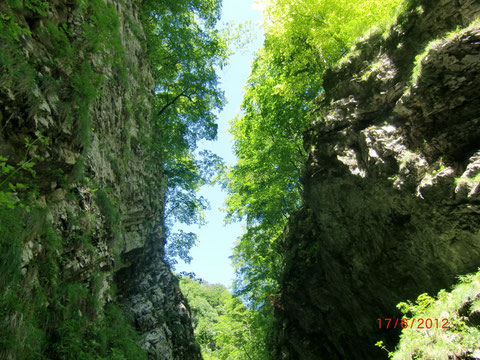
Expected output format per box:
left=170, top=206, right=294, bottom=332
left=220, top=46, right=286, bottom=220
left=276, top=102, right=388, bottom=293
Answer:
left=241, top=343, right=254, bottom=360
left=157, top=91, right=193, bottom=117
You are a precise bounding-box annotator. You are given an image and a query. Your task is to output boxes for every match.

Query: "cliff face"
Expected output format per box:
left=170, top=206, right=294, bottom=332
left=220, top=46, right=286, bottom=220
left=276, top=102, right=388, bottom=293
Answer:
left=0, top=1, right=200, bottom=359
left=275, top=0, right=480, bottom=358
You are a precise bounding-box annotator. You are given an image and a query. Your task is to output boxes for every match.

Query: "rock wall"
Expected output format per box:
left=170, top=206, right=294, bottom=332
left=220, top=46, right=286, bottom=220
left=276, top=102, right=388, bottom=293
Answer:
left=0, top=1, right=200, bottom=359
left=274, top=0, right=480, bottom=358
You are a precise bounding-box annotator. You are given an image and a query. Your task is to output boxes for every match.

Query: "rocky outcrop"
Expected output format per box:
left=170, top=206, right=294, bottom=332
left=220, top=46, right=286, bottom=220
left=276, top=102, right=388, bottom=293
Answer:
left=0, top=1, right=200, bottom=359
left=275, top=0, right=480, bottom=359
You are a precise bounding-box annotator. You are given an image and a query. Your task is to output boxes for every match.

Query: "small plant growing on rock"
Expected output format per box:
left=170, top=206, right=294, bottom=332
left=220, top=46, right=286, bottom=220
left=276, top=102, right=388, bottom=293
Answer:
left=388, top=270, right=480, bottom=359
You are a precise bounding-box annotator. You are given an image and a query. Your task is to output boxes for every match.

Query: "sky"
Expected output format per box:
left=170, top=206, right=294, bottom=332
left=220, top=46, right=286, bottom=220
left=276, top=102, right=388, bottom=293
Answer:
left=173, top=0, right=265, bottom=288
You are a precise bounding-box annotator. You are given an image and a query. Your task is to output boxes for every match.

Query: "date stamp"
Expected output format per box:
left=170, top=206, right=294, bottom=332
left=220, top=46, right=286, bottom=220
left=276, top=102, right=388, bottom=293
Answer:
left=377, top=318, right=449, bottom=329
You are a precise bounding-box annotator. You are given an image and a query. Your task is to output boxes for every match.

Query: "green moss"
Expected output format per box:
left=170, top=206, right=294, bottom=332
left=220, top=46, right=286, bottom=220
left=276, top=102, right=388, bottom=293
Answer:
left=0, top=205, right=146, bottom=359
left=95, top=189, right=121, bottom=234
left=72, top=156, right=86, bottom=183
left=455, top=173, right=480, bottom=186
left=2, top=0, right=129, bottom=184
left=0, top=0, right=151, bottom=358
left=0, top=206, right=48, bottom=358
left=98, top=302, right=148, bottom=360
left=65, top=210, right=95, bottom=250
left=360, top=59, right=386, bottom=81
left=0, top=2, right=51, bottom=131
left=410, top=19, right=480, bottom=88
left=409, top=38, right=442, bottom=86
left=46, top=280, right=146, bottom=359
left=94, top=188, right=124, bottom=266
left=73, top=61, right=103, bottom=150
left=109, top=155, right=123, bottom=179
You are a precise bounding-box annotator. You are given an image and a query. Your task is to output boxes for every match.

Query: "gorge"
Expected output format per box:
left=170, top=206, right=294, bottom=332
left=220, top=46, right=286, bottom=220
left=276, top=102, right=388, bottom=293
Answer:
left=1, top=0, right=479, bottom=359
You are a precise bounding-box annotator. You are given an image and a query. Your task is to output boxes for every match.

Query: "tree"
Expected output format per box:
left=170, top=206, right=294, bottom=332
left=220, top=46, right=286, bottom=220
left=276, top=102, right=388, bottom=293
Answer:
left=179, top=276, right=270, bottom=359
left=225, top=0, right=403, bottom=353
left=140, top=0, right=228, bottom=266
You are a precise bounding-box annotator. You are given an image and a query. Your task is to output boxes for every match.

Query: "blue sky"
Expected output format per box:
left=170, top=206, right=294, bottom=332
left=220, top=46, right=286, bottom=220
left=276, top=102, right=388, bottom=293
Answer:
left=173, top=0, right=264, bottom=288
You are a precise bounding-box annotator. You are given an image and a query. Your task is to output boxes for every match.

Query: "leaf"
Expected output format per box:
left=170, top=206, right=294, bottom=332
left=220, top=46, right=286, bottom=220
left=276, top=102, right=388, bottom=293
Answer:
left=15, top=183, right=27, bottom=190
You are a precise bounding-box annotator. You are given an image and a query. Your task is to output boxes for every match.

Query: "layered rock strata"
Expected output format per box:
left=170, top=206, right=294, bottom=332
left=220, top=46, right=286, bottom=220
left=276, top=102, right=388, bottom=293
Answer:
left=0, top=1, right=200, bottom=358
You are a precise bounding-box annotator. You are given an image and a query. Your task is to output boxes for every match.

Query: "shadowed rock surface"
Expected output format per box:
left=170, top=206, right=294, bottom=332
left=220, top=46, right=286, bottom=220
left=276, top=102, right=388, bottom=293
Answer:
left=274, top=0, right=480, bottom=358
left=0, top=1, right=201, bottom=358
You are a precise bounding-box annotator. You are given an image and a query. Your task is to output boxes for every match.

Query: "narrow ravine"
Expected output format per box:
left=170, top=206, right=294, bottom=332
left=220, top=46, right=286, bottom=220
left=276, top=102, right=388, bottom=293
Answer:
left=1, top=0, right=479, bottom=359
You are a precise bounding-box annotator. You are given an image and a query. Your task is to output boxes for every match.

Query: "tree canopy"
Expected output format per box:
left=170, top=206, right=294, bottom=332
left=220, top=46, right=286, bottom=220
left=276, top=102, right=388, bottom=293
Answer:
left=140, top=0, right=229, bottom=266
left=179, top=276, right=272, bottom=360
left=225, top=0, right=402, bottom=352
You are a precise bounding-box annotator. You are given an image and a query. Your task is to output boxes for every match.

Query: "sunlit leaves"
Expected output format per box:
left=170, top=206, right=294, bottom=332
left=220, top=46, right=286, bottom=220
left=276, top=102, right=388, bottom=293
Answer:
left=179, top=276, right=270, bottom=360
left=165, top=230, right=198, bottom=265
left=141, top=0, right=228, bottom=266
left=225, top=0, right=404, bottom=351
left=144, top=0, right=227, bottom=149
left=263, top=0, right=403, bottom=77
left=226, top=48, right=309, bottom=304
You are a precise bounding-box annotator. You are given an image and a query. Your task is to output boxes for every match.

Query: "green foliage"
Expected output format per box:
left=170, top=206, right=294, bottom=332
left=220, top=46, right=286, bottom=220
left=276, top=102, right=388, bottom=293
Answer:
left=259, top=0, right=403, bottom=97
left=0, top=206, right=50, bottom=359
left=141, top=0, right=227, bottom=154
left=0, top=207, right=23, bottom=286
left=410, top=19, right=480, bottom=88
left=0, top=0, right=40, bottom=124
left=0, top=0, right=47, bottom=42
left=375, top=340, right=394, bottom=359
left=1, top=0, right=126, bottom=186
left=1, top=0, right=230, bottom=356
left=139, top=0, right=229, bottom=266
left=389, top=269, right=480, bottom=359
left=1, top=0, right=229, bottom=265
left=98, top=302, right=148, bottom=360
left=95, top=189, right=121, bottom=237
left=166, top=230, right=198, bottom=265
left=179, top=276, right=227, bottom=356
left=179, top=276, right=271, bottom=360
left=162, top=151, right=218, bottom=267
left=0, top=207, right=25, bottom=332
left=225, top=0, right=403, bottom=332
left=0, top=206, right=146, bottom=359
left=0, top=132, right=47, bottom=211
left=72, top=0, right=125, bottom=151
left=47, top=283, right=146, bottom=360
left=0, top=155, right=32, bottom=209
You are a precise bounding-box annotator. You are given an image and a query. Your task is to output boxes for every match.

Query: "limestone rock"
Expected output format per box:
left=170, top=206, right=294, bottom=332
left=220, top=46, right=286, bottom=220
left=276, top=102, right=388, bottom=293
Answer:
left=0, top=1, right=200, bottom=359
left=275, top=1, right=480, bottom=359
